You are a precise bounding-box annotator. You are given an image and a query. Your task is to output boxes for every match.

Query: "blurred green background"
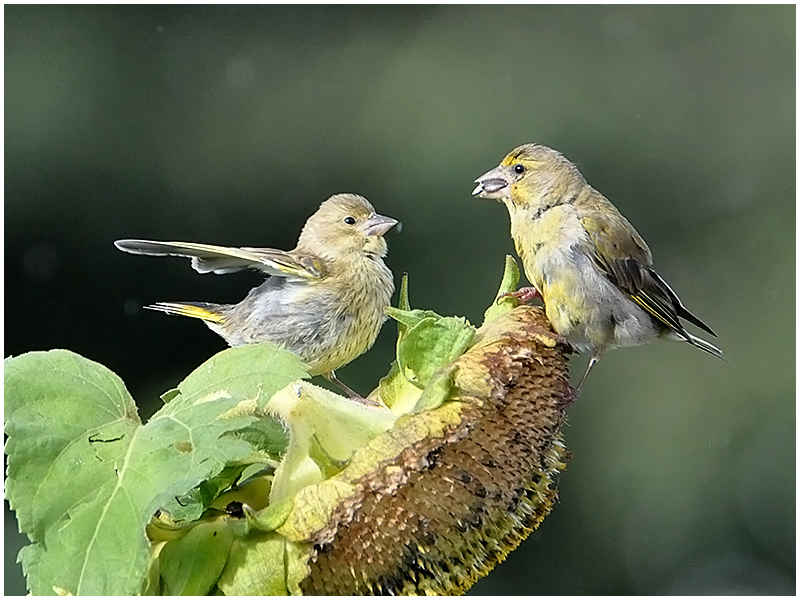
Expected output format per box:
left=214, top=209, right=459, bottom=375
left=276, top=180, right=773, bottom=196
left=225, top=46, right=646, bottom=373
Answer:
left=5, top=5, right=794, bottom=595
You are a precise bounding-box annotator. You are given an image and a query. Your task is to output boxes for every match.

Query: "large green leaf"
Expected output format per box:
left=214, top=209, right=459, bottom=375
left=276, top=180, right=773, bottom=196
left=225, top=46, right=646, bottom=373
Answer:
left=381, top=308, right=474, bottom=413
left=4, top=344, right=307, bottom=595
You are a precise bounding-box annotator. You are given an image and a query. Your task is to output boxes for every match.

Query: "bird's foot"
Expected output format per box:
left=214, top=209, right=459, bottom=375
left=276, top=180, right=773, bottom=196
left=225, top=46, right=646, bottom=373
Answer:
left=325, top=371, right=384, bottom=407
left=558, top=383, right=581, bottom=408
left=349, top=393, right=384, bottom=407
left=558, top=353, right=600, bottom=407
left=498, top=286, right=542, bottom=304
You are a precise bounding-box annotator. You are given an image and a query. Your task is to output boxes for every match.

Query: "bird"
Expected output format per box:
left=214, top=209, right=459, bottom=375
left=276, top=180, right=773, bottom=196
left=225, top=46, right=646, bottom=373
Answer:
left=472, top=143, right=724, bottom=392
left=115, top=193, right=397, bottom=402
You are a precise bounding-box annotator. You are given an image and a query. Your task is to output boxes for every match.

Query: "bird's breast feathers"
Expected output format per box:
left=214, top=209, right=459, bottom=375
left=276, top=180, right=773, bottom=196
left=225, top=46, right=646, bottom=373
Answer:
left=511, top=204, right=587, bottom=282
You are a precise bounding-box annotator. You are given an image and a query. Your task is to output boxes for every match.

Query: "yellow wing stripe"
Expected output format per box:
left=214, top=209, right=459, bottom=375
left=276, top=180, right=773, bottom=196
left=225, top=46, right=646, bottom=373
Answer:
left=630, top=292, right=681, bottom=332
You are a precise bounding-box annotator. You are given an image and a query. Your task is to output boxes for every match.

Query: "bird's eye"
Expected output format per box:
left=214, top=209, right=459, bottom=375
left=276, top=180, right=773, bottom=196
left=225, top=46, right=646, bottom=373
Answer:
left=343, top=216, right=356, bottom=225
left=513, top=164, right=525, bottom=174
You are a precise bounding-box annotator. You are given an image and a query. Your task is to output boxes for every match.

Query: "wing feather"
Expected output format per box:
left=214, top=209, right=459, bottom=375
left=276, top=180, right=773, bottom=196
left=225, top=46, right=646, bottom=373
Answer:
left=114, top=239, right=323, bottom=280
left=578, top=211, right=716, bottom=339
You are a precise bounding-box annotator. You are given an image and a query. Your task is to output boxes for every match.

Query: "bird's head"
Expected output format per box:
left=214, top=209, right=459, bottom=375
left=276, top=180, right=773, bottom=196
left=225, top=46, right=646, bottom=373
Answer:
left=472, top=143, right=584, bottom=209
left=297, top=193, right=398, bottom=260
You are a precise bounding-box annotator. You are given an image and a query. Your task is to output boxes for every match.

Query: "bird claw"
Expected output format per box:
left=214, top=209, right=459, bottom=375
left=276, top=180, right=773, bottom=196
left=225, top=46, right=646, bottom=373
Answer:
left=558, top=383, right=581, bottom=408
left=349, top=393, right=384, bottom=407
left=498, top=286, right=542, bottom=304
left=325, top=371, right=384, bottom=407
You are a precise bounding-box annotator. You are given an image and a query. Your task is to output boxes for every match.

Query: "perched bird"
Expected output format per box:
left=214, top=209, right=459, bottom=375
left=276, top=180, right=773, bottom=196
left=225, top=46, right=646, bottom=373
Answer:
left=115, top=193, right=397, bottom=401
left=473, top=143, right=723, bottom=391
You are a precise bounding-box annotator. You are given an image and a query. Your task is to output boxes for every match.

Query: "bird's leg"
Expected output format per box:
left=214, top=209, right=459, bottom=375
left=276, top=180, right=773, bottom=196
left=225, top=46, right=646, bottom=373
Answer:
left=498, top=286, right=542, bottom=304
left=324, top=371, right=382, bottom=406
left=324, top=371, right=359, bottom=399
left=560, top=352, right=602, bottom=407
left=575, top=352, right=601, bottom=393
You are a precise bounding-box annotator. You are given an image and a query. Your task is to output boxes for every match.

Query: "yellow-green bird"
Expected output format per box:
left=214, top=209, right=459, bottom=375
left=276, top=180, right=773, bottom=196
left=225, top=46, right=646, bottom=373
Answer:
left=473, top=143, right=723, bottom=391
left=115, top=193, right=397, bottom=401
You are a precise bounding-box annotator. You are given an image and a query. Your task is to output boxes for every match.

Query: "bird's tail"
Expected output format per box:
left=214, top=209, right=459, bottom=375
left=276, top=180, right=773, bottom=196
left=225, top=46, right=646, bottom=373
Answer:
left=145, top=302, right=227, bottom=324
left=685, top=332, right=726, bottom=362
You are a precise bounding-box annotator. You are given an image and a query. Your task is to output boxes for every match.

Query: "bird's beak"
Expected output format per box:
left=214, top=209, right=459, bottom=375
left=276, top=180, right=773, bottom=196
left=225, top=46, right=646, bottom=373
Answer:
left=364, top=214, right=398, bottom=237
left=472, top=166, right=509, bottom=199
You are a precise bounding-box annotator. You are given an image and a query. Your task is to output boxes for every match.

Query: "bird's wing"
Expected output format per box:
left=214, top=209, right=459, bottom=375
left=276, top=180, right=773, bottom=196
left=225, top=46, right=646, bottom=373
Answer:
left=578, top=211, right=716, bottom=338
left=114, top=240, right=324, bottom=280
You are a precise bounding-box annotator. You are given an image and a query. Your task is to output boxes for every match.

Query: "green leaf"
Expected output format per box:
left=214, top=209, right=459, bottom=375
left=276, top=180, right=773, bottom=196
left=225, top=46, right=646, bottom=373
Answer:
left=159, top=518, right=235, bottom=595
left=483, top=255, right=521, bottom=324
left=234, top=418, right=288, bottom=458
left=397, top=272, right=411, bottom=312
left=5, top=350, right=144, bottom=596
left=217, top=533, right=308, bottom=595
left=247, top=496, right=295, bottom=532
left=167, top=465, right=248, bottom=523
left=376, top=360, right=423, bottom=414
left=5, top=350, right=140, bottom=542
left=385, top=307, right=441, bottom=331
left=412, top=362, right=459, bottom=413
left=163, top=341, right=309, bottom=412
left=145, top=343, right=304, bottom=523
left=160, top=388, right=180, bottom=403
left=164, top=418, right=288, bottom=523
left=375, top=274, right=426, bottom=412
left=5, top=344, right=308, bottom=595
left=381, top=278, right=475, bottom=412
left=393, top=311, right=475, bottom=389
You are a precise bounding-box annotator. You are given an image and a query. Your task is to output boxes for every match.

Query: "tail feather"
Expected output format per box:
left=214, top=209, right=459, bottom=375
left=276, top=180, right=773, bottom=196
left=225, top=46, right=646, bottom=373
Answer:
left=145, top=302, right=227, bottom=325
left=685, top=332, right=726, bottom=362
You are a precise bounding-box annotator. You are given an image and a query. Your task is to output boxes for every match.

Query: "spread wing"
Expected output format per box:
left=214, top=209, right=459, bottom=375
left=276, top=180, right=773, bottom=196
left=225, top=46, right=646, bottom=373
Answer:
left=114, top=239, right=324, bottom=281
left=578, top=211, right=716, bottom=338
